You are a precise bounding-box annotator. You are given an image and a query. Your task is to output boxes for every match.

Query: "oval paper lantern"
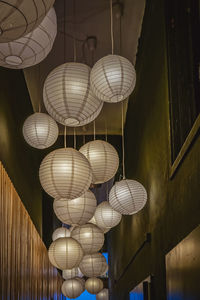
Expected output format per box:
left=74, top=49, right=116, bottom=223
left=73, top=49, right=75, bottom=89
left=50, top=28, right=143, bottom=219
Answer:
left=89, top=216, right=110, bottom=234
left=90, top=54, right=136, bottom=103
left=85, top=277, right=103, bottom=294
left=79, top=140, right=119, bottom=184
left=79, top=253, right=108, bottom=277
left=48, top=237, right=83, bottom=270
left=94, top=201, right=122, bottom=229
left=71, top=223, right=104, bottom=254
left=63, top=267, right=83, bottom=280
left=61, top=279, right=84, bottom=299
left=109, top=179, right=147, bottom=215
left=39, top=148, right=92, bottom=199
left=43, top=62, right=103, bottom=127
left=52, top=227, right=71, bottom=241
left=23, top=112, right=58, bottom=149
left=53, top=190, right=97, bottom=225
left=96, top=288, right=109, bottom=300
left=0, top=8, right=57, bottom=69
left=0, top=0, right=55, bottom=43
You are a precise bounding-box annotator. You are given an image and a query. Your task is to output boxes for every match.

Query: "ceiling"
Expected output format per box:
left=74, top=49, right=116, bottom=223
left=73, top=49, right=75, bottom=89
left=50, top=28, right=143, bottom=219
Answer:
left=23, top=0, right=145, bottom=135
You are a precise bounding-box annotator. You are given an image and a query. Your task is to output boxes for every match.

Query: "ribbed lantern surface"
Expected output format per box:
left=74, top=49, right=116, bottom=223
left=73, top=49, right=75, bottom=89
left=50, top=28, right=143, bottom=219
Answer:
left=90, top=54, right=136, bottom=103
left=109, top=179, right=147, bottom=215
left=0, top=0, right=55, bottom=43
left=71, top=223, right=104, bottom=254
left=63, top=267, right=83, bottom=280
left=76, top=277, right=85, bottom=288
left=52, top=227, right=71, bottom=241
left=85, top=277, right=103, bottom=294
left=39, top=148, right=92, bottom=199
left=23, top=112, right=58, bottom=149
left=89, top=216, right=110, bottom=234
left=0, top=8, right=57, bottom=69
left=61, top=279, right=84, bottom=299
left=79, top=253, right=108, bottom=277
left=79, top=140, right=119, bottom=184
left=48, top=237, right=83, bottom=270
left=53, top=190, right=97, bottom=225
left=96, top=288, right=109, bottom=300
left=94, top=201, right=122, bottom=229
left=43, top=62, right=103, bottom=127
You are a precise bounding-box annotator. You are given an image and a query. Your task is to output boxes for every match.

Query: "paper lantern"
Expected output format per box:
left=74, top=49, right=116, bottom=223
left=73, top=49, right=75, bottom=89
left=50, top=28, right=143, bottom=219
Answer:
left=0, top=8, right=57, bottom=69
left=23, top=112, right=58, bottom=149
left=71, top=223, right=104, bottom=254
left=79, top=253, right=108, bottom=277
left=79, top=140, right=119, bottom=184
left=90, top=54, right=136, bottom=103
left=75, top=277, right=85, bottom=288
left=89, top=217, right=110, bottom=234
left=61, top=279, right=84, bottom=299
left=48, top=237, right=83, bottom=270
left=53, top=190, right=97, bottom=225
left=96, top=288, right=109, bottom=300
left=52, top=227, right=70, bottom=241
left=63, top=268, right=83, bottom=280
left=109, top=179, right=147, bottom=215
left=0, top=0, right=55, bottom=43
left=43, top=62, right=103, bottom=127
left=94, top=201, right=122, bottom=229
left=39, top=148, right=92, bottom=199
left=85, top=277, right=103, bottom=294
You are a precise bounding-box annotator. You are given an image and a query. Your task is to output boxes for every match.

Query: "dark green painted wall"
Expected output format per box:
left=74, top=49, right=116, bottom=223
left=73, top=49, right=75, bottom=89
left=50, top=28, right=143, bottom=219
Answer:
left=109, top=0, right=200, bottom=299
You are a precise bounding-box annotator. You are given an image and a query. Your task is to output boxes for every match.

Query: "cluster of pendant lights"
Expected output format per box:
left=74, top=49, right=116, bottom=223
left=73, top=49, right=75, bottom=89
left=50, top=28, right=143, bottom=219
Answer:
left=0, top=0, right=147, bottom=299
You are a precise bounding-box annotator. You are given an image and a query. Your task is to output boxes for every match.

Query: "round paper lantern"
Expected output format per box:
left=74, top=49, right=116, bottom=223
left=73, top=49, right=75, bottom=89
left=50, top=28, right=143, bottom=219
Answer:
left=52, top=227, right=70, bottom=241
left=85, top=277, right=103, bottom=294
left=39, top=148, right=92, bottom=199
left=23, top=112, right=58, bottom=149
left=75, top=277, right=85, bottom=288
left=96, top=288, right=109, bottom=300
left=90, top=54, right=136, bottom=103
left=61, top=279, right=84, bottom=299
left=79, top=253, right=108, bottom=277
left=63, top=268, right=83, bottom=280
left=79, top=140, right=119, bottom=184
left=48, top=237, right=83, bottom=270
left=109, top=179, right=147, bottom=215
left=89, top=216, right=110, bottom=234
left=0, top=0, right=55, bottom=43
left=53, top=190, right=97, bottom=225
left=94, top=201, right=122, bottom=229
left=71, top=223, right=104, bottom=254
left=0, top=8, right=57, bottom=69
left=43, top=62, right=103, bottom=127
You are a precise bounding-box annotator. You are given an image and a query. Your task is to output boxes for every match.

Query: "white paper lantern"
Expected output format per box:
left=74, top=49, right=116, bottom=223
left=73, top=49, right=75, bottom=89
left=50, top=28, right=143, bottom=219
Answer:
left=90, top=54, right=136, bottom=103
left=79, top=253, right=108, bottom=277
left=61, top=279, right=84, bottom=299
left=71, top=223, right=104, bottom=254
left=63, top=267, right=83, bottom=280
left=85, top=277, right=103, bottom=294
left=53, top=190, right=97, bottom=225
left=48, top=237, right=83, bottom=270
left=96, top=288, right=109, bottom=300
left=109, top=179, right=147, bottom=215
left=79, top=140, right=119, bottom=184
left=0, top=8, right=57, bottom=69
left=94, top=201, right=122, bottom=229
left=89, top=216, right=110, bottom=234
left=43, top=62, right=103, bottom=127
left=23, top=112, right=58, bottom=149
left=0, top=0, right=55, bottom=43
left=39, top=148, right=92, bottom=199
left=52, top=227, right=70, bottom=241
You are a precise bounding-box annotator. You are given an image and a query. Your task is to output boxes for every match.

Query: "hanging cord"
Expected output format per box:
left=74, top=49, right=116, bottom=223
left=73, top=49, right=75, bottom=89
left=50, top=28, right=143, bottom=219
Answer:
left=73, top=0, right=77, bottom=62
left=74, top=127, right=77, bottom=149
left=38, top=65, right=41, bottom=113
left=64, top=126, right=67, bottom=148
left=106, top=181, right=109, bottom=201
left=64, top=0, right=66, bottom=62
left=93, top=120, right=96, bottom=141
left=105, top=120, right=108, bottom=142
left=83, top=134, right=85, bottom=145
left=110, top=0, right=114, bottom=54
left=121, top=101, right=125, bottom=179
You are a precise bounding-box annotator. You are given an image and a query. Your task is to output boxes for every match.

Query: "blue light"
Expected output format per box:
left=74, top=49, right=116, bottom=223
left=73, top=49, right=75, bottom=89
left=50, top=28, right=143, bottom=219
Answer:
left=129, top=291, right=143, bottom=300
left=62, top=290, right=96, bottom=300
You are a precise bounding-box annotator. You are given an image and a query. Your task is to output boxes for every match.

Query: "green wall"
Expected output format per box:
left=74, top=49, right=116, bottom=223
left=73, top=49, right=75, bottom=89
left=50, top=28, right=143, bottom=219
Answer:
left=109, top=0, right=200, bottom=299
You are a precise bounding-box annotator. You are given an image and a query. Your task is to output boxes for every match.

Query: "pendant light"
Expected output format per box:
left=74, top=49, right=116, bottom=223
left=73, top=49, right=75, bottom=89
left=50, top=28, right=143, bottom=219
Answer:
left=79, top=253, right=108, bottom=278
left=61, top=278, right=84, bottom=298
left=94, top=201, right=122, bottom=230
left=85, top=277, right=103, bottom=294
left=96, top=288, right=109, bottom=300
left=52, top=227, right=71, bottom=241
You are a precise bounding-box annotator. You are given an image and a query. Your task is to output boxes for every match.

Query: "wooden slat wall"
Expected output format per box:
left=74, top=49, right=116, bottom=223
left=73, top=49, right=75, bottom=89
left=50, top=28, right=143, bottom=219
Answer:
left=0, top=162, right=64, bottom=299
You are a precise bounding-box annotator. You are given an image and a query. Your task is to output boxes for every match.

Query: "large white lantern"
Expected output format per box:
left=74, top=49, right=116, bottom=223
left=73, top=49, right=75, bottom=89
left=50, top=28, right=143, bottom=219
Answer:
left=85, top=277, right=103, bottom=294
left=71, top=223, right=104, bottom=254
left=61, top=279, right=84, bottom=299
left=52, top=227, right=71, bottom=241
left=79, top=253, right=108, bottom=277
left=43, top=62, right=103, bottom=127
left=53, top=190, right=97, bottom=225
left=90, top=54, right=136, bottom=103
left=23, top=112, right=58, bottom=149
left=89, top=216, right=110, bottom=234
left=109, top=179, right=147, bottom=215
left=94, top=201, right=122, bottom=229
left=96, top=288, right=109, bottom=300
left=48, top=237, right=83, bottom=270
left=79, top=140, right=119, bottom=184
left=0, top=0, right=55, bottom=43
left=39, top=148, right=92, bottom=199
left=63, top=268, right=83, bottom=280
left=0, top=8, right=57, bottom=69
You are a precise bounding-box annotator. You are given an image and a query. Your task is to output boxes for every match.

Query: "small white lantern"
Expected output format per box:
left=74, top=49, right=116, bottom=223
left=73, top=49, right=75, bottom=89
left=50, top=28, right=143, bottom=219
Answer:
left=85, top=277, right=103, bottom=294
left=96, top=288, right=109, bottom=300
left=52, top=227, right=70, bottom=241
left=109, top=179, right=147, bottom=215
left=39, top=148, right=92, bottom=199
left=79, top=140, right=119, bottom=184
left=61, top=279, right=84, bottom=299
left=79, top=253, right=108, bottom=277
left=90, top=54, right=136, bottom=103
left=23, top=113, right=58, bottom=149
left=94, top=201, right=122, bottom=229
left=63, top=268, right=83, bottom=280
